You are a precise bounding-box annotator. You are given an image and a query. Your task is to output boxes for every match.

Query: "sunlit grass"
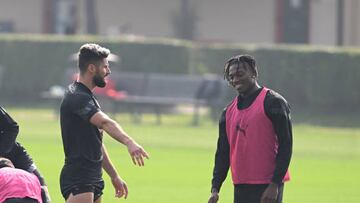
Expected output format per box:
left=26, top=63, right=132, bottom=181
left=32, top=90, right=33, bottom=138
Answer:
left=6, top=108, right=360, bottom=203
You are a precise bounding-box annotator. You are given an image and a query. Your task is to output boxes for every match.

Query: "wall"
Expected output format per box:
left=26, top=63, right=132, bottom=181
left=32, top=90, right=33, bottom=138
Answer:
left=0, top=0, right=43, bottom=33
left=309, top=0, right=337, bottom=45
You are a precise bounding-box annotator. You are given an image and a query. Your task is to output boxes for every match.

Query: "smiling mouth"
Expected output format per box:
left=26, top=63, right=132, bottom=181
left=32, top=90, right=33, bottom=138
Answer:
left=234, top=83, right=243, bottom=88
left=235, top=84, right=247, bottom=91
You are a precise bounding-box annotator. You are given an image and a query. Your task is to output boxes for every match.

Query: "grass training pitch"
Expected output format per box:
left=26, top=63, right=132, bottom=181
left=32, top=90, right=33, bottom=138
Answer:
left=7, top=108, right=360, bottom=203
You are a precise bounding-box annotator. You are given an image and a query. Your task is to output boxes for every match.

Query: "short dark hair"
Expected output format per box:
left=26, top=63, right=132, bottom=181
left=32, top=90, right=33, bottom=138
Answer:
left=78, top=43, right=110, bottom=74
left=0, top=157, right=13, bottom=169
left=223, top=54, right=258, bottom=81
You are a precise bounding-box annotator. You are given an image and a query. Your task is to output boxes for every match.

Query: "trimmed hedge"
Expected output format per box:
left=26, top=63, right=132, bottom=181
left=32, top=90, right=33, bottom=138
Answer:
left=0, top=35, right=191, bottom=102
left=197, top=44, right=360, bottom=113
left=0, top=35, right=359, bottom=114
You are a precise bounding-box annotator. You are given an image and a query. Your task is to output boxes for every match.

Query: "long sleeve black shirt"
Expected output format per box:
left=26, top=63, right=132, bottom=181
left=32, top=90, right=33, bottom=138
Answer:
left=211, top=87, right=293, bottom=192
left=0, top=106, right=50, bottom=202
left=0, top=106, right=19, bottom=154
left=0, top=106, right=34, bottom=170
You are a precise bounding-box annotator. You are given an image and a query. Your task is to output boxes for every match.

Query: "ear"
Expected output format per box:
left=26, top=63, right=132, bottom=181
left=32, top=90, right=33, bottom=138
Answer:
left=88, top=64, right=96, bottom=74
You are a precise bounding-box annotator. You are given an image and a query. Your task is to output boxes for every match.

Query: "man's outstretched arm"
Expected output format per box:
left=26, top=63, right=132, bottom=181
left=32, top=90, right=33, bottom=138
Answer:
left=90, top=111, right=149, bottom=166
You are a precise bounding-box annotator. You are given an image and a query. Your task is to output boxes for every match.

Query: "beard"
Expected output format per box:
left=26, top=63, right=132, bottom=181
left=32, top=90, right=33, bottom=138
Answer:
left=93, top=73, right=107, bottom=88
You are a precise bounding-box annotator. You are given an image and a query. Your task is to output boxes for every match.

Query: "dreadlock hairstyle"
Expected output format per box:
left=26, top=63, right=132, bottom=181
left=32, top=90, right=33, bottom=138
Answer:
left=223, top=54, right=258, bottom=82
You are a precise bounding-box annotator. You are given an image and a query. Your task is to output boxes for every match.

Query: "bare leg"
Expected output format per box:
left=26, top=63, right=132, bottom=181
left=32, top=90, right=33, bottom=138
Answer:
left=94, top=196, right=102, bottom=203
left=66, top=192, right=93, bottom=203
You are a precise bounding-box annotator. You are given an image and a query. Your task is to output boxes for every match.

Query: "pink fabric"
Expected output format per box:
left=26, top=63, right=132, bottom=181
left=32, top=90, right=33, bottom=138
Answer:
left=0, top=167, right=42, bottom=203
left=226, top=87, right=290, bottom=184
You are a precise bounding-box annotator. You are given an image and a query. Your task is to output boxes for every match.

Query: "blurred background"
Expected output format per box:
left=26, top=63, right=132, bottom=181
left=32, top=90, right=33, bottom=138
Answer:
left=0, top=0, right=359, bottom=202
left=0, top=0, right=359, bottom=124
left=1, top=0, right=358, bottom=44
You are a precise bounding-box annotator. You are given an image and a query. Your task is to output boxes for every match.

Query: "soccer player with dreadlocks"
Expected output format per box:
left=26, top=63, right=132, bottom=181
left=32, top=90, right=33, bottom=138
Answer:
left=208, top=55, right=293, bottom=203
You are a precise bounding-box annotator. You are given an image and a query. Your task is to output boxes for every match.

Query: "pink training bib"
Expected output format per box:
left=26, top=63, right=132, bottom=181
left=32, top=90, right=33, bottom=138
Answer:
left=226, top=87, right=290, bottom=184
left=0, top=167, right=42, bottom=203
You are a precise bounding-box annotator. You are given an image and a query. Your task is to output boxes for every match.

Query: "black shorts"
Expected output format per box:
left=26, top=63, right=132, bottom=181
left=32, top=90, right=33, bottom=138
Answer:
left=234, top=183, right=284, bottom=203
left=61, top=181, right=105, bottom=202
left=3, top=197, right=39, bottom=203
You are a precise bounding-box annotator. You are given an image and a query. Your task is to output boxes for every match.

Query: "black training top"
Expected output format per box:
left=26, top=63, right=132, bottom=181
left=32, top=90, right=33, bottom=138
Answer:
left=211, top=87, right=293, bottom=192
left=0, top=106, right=19, bottom=154
left=0, top=106, right=43, bottom=185
left=0, top=107, right=33, bottom=170
left=60, top=82, right=103, bottom=184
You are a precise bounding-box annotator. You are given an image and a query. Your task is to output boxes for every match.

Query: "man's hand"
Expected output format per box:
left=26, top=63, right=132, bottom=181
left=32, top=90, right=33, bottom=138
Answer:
left=208, top=189, right=219, bottom=203
left=261, top=183, right=278, bottom=203
left=111, top=176, right=128, bottom=199
left=126, top=140, right=149, bottom=166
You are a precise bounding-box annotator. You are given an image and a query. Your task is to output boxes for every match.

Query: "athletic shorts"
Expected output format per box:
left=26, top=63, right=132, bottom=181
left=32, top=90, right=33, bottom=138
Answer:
left=233, top=183, right=284, bottom=203
left=3, top=197, right=39, bottom=203
left=61, top=180, right=105, bottom=202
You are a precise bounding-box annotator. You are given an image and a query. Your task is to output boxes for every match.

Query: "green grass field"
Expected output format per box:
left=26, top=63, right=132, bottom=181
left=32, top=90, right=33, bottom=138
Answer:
left=7, top=108, right=360, bottom=203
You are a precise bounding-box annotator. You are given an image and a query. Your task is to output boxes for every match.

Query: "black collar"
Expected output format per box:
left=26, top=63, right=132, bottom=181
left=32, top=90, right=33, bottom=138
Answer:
left=237, top=87, right=263, bottom=109
left=75, top=81, right=93, bottom=95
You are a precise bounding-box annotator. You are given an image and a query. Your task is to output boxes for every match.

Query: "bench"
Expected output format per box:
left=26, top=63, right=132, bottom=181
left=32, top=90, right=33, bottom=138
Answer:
left=43, top=70, right=223, bottom=125
left=109, top=71, right=221, bottom=125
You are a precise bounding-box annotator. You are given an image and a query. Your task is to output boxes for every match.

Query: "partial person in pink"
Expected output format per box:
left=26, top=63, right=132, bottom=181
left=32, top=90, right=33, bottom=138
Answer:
left=208, top=55, right=293, bottom=203
left=0, top=157, right=42, bottom=203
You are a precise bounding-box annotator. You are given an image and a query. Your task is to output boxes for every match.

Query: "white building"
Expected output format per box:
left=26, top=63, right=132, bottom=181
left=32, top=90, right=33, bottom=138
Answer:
left=0, top=0, right=359, bottom=46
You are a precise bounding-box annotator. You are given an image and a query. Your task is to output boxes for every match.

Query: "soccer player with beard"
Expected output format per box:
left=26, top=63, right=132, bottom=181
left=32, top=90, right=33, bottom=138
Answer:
left=59, top=43, right=149, bottom=203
